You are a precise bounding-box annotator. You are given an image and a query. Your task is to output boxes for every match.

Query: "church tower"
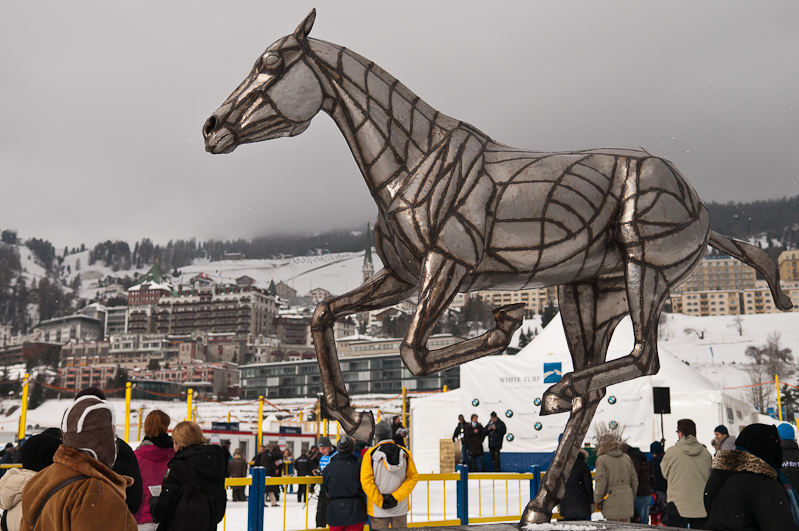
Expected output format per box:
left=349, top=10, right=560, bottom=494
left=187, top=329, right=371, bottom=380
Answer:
left=362, top=222, right=374, bottom=283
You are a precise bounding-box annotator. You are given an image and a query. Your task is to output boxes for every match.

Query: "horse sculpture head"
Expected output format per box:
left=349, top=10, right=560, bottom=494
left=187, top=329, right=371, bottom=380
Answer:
left=203, top=9, right=322, bottom=154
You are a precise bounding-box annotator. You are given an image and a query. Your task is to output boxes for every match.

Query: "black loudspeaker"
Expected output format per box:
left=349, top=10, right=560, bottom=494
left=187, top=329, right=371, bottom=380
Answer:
left=653, top=387, right=671, bottom=414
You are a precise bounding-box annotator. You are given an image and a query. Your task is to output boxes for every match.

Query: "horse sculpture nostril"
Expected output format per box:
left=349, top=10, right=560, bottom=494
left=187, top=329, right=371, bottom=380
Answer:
left=203, top=116, right=217, bottom=138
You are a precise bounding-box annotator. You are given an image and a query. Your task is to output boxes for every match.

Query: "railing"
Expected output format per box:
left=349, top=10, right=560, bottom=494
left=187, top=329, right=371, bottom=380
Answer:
left=4, top=462, right=556, bottom=529
left=234, top=465, right=543, bottom=531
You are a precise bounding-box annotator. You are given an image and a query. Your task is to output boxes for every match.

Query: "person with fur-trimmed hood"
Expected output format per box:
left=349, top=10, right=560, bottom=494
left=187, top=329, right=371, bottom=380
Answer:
left=704, top=423, right=799, bottom=530
left=20, top=395, right=137, bottom=530
left=593, top=434, right=638, bottom=522
left=360, top=420, right=418, bottom=529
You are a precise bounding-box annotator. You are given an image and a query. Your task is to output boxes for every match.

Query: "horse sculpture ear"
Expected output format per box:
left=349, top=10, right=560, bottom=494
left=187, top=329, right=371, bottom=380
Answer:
left=294, top=8, right=316, bottom=43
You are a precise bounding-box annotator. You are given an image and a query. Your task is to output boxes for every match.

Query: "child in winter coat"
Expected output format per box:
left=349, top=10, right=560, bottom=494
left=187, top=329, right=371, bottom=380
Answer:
left=134, top=410, right=175, bottom=530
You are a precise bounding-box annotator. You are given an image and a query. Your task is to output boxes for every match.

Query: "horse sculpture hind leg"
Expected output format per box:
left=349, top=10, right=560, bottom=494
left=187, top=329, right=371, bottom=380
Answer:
left=311, top=267, right=416, bottom=441
left=521, top=279, right=627, bottom=524
left=540, top=157, right=710, bottom=415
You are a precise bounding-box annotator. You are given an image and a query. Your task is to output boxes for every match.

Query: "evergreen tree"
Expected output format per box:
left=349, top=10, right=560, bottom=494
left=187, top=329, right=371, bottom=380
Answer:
left=541, top=301, right=558, bottom=329
left=518, top=329, right=529, bottom=348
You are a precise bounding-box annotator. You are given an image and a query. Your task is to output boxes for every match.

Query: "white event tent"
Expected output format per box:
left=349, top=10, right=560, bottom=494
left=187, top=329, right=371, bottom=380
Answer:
left=410, top=314, right=757, bottom=473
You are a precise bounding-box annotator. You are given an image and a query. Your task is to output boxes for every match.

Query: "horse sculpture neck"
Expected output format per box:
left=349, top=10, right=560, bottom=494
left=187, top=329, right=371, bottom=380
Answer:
left=308, top=38, right=478, bottom=213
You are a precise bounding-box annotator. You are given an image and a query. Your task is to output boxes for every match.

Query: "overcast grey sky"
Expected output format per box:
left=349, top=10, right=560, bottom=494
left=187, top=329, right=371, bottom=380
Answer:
left=2, top=1, right=797, bottom=249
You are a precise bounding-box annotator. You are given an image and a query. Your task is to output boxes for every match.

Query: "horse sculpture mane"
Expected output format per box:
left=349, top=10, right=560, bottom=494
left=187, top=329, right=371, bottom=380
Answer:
left=202, top=9, right=793, bottom=524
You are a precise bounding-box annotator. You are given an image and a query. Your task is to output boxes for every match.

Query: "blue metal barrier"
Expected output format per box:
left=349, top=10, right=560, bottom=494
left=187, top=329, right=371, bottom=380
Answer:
left=456, top=464, right=469, bottom=525
left=529, top=464, right=540, bottom=500
left=248, top=466, right=266, bottom=531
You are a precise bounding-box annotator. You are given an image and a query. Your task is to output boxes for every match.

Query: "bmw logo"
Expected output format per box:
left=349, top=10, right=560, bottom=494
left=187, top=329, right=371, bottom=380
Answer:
left=534, top=422, right=542, bottom=431
left=534, top=398, right=541, bottom=406
left=608, top=396, right=617, bottom=405
left=609, top=421, right=618, bottom=429
left=505, top=410, right=513, bottom=418
left=472, top=398, right=480, bottom=407
left=506, top=433, right=514, bottom=442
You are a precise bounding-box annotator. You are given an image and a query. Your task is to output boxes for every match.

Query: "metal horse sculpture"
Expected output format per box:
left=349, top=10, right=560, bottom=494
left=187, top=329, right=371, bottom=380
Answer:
left=203, top=10, right=793, bottom=524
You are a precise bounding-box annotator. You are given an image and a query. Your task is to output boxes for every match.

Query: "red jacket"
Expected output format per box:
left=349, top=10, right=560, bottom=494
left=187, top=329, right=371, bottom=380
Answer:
left=134, top=442, right=175, bottom=524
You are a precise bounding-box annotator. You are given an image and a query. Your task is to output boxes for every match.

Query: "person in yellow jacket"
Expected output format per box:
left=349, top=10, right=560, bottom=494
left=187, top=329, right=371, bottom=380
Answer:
left=360, top=420, right=418, bottom=529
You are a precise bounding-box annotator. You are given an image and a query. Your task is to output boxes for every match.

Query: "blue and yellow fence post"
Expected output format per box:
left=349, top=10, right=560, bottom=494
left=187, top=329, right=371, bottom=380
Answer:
left=248, top=466, right=266, bottom=531
left=529, top=465, right=540, bottom=500
left=186, top=388, right=193, bottom=421
left=456, top=464, right=469, bottom=525
left=124, top=382, right=132, bottom=443
left=18, top=373, right=29, bottom=441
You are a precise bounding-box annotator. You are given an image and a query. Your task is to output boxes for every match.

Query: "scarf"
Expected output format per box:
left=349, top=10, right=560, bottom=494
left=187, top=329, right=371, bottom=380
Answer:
left=736, top=446, right=799, bottom=526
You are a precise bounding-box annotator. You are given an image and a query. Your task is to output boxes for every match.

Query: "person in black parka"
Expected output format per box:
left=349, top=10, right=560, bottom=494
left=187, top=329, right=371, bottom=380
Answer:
left=150, top=421, right=227, bottom=531
left=321, top=435, right=367, bottom=531
left=486, top=412, right=507, bottom=472
left=704, top=423, right=799, bottom=531
left=464, top=414, right=486, bottom=472
left=559, top=448, right=594, bottom=521
left=295, top=449, right=314, bottom=503
left=627, top=445, right=655, bottom=524
left=257, top=443, right=283, bottom=506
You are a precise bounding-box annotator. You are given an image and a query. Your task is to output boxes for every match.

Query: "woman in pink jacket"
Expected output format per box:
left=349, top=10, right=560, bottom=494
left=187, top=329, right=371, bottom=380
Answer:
left=134, top=410, right=175, bottom=531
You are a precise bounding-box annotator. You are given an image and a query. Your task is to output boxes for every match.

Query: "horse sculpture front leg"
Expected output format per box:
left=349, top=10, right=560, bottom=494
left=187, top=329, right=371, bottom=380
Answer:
left=311, top=268, right=415, bottom=441
left=399, top=251, right=525, bottom=376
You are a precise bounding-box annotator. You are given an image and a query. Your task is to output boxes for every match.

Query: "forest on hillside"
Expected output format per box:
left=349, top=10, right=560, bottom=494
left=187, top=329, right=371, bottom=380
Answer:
left=0, top=195, right=798, bottom=332
left=706, top=196, right=799, bottom=259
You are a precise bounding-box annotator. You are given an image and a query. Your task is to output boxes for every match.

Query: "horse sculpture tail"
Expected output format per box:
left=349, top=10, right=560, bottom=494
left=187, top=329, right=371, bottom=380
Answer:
left=708, top=231, right=794, bottom=311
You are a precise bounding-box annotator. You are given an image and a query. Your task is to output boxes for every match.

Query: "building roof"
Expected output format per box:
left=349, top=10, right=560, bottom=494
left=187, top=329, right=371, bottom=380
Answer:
left=132, top=262, right=169, bottom=287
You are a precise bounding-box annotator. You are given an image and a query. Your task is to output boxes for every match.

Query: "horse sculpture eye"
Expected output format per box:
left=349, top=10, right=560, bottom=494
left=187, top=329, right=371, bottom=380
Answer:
left=260, top=54, right=282, bottom=72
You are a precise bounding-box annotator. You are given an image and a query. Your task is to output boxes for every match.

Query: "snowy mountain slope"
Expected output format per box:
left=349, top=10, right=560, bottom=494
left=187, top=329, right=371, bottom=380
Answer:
left=62, top=250, right=383, bottom=301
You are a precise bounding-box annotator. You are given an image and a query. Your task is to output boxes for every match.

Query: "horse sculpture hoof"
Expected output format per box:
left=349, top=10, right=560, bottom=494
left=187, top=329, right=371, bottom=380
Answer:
left=346, top=409, right=375, bottom=443
left=519, top=508, right=552, bottom=527
left=540, top=392, right=571, bottom=415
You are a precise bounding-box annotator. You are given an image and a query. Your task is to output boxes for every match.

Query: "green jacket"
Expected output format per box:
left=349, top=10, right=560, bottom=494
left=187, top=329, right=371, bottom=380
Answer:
left=593, top=441, right=638, bottom=520
left=661, top=435, right=712, bottom=518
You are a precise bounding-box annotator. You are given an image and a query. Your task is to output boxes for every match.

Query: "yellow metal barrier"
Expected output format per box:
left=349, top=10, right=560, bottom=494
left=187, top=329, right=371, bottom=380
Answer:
left=218, top=469, right=592, bottom=530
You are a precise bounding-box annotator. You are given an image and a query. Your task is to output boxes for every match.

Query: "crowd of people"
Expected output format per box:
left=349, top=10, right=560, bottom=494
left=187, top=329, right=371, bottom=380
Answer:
left=8, top=392, right=799, bottom=531
left=0, top=394, right=418, bottom=531
left=452, top=412, right=507, bottom=472
left=557, top=418, right=799, bottom=530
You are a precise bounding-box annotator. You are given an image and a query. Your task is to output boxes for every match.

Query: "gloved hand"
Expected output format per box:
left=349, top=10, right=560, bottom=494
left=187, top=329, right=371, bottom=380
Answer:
left=382, top=494, right=398, bottom=509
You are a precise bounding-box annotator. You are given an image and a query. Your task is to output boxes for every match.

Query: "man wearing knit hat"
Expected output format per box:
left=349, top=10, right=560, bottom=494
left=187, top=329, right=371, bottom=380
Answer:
left=315, top=436, right=337, bottom=528
left=20, top=395, right=137, bottom=530
left=361, top=420, right=418, bottom=529
left=321, top=435, right=367, bottom=531
left=779, top=422, right=799, bottom=490
left=713, top=425, right=736, bottom=453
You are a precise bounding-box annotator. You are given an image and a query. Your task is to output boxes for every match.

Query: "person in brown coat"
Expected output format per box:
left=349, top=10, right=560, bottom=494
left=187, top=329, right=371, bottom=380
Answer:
left=593, top=435, right=638, bottom=522
left=228, top=448, right=249, bottom=502
left=20, top=395, right=137, bottom=531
